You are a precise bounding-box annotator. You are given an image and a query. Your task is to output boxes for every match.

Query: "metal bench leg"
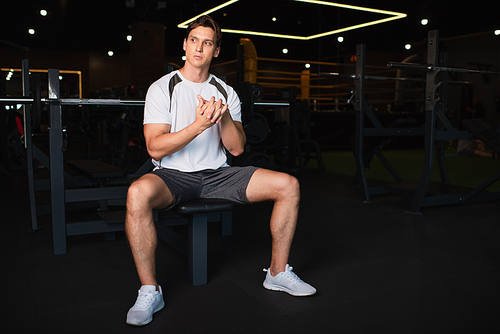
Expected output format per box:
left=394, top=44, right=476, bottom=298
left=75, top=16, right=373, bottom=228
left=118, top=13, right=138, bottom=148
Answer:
left=220, top=210, right=232, bottom=237
left=188, top=213, right=208, bottom=286
left=104, top=232, right=116, bottom=241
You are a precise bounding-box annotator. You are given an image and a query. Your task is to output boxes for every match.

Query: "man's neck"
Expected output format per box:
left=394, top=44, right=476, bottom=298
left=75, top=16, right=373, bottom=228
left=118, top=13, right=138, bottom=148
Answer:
left=179, top=66, right=209, bottom=83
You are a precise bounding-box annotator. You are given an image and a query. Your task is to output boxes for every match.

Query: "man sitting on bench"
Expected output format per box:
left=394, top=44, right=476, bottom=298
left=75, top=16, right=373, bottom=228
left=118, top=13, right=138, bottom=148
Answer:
left=125, top=15, right=316, bottom=327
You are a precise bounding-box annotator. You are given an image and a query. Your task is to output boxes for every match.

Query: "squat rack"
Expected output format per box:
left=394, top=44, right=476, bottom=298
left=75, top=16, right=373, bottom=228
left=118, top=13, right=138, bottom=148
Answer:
left=349, top=30, right=500, bottom=213
left=2, top=66, right=147, bottom=252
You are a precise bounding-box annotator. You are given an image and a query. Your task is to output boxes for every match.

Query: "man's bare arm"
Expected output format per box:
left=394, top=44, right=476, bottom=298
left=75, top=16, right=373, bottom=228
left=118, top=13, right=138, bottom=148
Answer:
left=144, top=96, right=217, bottom=161
left=196, top=95, right=246, bottom=156
left=220, top=115, right=245, bottom=156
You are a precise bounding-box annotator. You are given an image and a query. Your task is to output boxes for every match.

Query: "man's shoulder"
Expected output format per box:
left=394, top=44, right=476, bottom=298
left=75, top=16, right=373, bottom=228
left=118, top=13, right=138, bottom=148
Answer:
left=208, top=73, right=232, bottom=88
left=153, top=71, right=182, bottom=87
left=147, top=71, right=184, bottom=98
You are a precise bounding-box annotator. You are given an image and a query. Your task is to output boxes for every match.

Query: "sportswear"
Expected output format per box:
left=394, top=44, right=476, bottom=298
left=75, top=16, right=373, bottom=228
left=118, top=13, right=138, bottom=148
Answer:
left=143, top=70, right=242, bottom=172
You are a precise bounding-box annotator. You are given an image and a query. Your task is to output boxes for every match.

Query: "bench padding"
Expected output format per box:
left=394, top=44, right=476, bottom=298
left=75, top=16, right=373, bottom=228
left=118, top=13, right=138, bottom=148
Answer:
left=172, top=198, right=235, bottom=216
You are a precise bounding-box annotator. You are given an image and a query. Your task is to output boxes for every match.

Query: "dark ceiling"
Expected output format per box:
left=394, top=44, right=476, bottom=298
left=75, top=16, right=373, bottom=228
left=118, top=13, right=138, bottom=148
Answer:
left=2, top=1, right=500, bottom=61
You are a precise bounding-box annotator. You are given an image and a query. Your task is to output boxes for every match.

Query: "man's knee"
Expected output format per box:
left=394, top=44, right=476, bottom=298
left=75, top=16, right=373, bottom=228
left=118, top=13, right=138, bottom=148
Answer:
left=128, top=178, right=148, bottom=200
left=127, top=180, right=150, bottom=213
left=127, top=175, right=172, bottom=211
left=271, top=172, right=300, bottom=201
left=283, top=174, right=300, bottom=198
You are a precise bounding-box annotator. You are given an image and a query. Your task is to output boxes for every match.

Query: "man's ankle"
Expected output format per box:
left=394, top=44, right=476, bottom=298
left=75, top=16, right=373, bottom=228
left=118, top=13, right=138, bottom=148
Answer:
left=270, top=265, right=286, bottom=277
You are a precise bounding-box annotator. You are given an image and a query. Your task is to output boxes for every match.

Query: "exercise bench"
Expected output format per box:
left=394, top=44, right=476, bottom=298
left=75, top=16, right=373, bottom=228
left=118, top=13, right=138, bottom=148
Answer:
left=154, top=198, right=236, bottom=286
left=62, top=159, right=129, bottom=243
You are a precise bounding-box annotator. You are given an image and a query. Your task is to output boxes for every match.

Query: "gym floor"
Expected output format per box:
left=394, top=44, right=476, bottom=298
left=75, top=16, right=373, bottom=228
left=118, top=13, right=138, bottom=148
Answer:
left=2, top=163, right=500, bottom=333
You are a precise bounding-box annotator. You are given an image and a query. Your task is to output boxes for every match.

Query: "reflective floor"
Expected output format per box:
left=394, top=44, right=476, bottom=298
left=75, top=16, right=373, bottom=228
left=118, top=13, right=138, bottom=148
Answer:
left=2, top=169, right=500, bottom=333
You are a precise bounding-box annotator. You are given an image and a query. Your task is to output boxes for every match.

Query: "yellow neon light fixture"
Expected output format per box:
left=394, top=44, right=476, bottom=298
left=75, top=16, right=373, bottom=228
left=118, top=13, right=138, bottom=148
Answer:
left=177, top=0, right=407, bottom=40
left=177, top=0, right=239, bottom=28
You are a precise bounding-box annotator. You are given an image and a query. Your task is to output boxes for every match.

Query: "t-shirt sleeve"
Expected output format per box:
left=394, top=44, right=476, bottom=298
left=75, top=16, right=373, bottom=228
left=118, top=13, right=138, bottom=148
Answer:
left=226, top=86, right=242, bottom=123
left=143, top=83, right=171, bottom=125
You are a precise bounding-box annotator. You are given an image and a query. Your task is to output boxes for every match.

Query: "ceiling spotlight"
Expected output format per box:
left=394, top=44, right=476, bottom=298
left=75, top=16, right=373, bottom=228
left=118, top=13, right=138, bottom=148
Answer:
left=305, top=63, right=311, bottom=69
left=282, top=48, right=288, bottom=54
left=108, top=51, right=114, bottom=56
left=421, top=18, right=428, bottom=26
left=272, top=17, right=277, bottom=22
left=40, top=9, right=48, bottom=16
left=405, top=44, right=412, bottom=50
left=337, top=36, right=344, bottom=43
left=28, top=28, right=35, bottom=35
left=59, top=76, right=63, bottom=80
left=495, top=30, right=500, bottom=36
left=126, top=35, right=133, bottom=41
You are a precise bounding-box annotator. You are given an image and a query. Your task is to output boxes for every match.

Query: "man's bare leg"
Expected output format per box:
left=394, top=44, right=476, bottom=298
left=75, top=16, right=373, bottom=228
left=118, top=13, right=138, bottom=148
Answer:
left=246, top=168, right=300, bottom=276
left=125, top=174, right=174, bottom=290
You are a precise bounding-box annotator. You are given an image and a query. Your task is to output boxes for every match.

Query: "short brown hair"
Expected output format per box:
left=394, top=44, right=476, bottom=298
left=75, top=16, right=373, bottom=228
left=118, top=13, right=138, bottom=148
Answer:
left=185, top=15, right=222, bottom=48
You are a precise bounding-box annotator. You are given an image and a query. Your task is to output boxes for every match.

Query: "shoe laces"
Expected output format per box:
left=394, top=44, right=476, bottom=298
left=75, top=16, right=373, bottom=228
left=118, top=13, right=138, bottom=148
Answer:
left=263, top=265, right=304, bottom=283
left=131, top=291, right=156, bottom=310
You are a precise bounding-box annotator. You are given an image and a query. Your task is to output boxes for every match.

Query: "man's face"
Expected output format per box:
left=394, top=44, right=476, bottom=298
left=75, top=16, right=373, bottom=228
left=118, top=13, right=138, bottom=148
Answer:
left=183, top=26, right=220, bottom=69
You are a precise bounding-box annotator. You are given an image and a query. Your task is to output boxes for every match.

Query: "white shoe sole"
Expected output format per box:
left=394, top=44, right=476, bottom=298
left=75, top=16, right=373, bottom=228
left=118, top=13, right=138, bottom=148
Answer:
left=263, top=282, right=316, bottom=296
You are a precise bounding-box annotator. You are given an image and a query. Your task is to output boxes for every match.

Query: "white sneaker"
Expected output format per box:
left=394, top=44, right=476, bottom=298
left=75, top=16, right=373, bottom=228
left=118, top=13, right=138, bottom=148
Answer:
left=263, top=264, right=316, bottom=296
left=126, top=285, right=165, bottom=326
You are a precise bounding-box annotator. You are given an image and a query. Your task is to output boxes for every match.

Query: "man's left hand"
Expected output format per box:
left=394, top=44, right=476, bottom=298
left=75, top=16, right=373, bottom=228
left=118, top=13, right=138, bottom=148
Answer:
left=197, top=95, right=229, bottom=124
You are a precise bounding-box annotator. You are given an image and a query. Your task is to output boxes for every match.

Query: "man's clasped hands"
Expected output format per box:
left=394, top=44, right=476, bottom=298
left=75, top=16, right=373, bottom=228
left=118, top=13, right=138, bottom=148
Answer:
left=196, top=94, right=229, bottom=129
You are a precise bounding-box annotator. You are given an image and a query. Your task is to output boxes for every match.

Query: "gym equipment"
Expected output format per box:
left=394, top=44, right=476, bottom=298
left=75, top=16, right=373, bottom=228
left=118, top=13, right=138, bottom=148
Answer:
left=270, top=86, right=325, bottom=171
left=232, top=81, right=264, bottom=126
left=232, top=81, right=279, bottom=170
left=351, top=117, right=418, bottom=187
left=345, top=30, right=500, bottom=213
left=155, top=198, right=235, bottom=286
left=296, top=99, right=324, bottom=171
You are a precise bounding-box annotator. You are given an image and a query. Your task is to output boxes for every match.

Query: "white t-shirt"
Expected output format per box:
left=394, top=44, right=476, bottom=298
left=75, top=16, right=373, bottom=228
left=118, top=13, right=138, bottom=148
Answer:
left=143, top=70, right=242, bottom=172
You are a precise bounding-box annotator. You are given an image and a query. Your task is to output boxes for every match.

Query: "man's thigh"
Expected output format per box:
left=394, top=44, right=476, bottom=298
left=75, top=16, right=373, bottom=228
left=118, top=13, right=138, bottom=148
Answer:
left=245, top=168, right=298, bottom=203
left=149, top=168, right=203, bottom=209
left=201, top=166, right=258, bottom=204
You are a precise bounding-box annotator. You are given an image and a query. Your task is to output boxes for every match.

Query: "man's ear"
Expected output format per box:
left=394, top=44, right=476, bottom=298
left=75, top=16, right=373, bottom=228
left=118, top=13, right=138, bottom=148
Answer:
left=214, top=47, right=220, bottom=58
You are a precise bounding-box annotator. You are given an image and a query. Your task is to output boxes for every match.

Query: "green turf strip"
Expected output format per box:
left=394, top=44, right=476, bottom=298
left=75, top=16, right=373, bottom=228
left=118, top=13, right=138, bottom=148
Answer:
left=319, top=149, right=500, bottom=192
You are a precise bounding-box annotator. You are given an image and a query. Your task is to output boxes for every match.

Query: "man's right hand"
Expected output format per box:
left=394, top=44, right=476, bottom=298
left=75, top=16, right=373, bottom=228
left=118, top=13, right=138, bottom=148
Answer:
left=195, top=95, right=228, bottom=131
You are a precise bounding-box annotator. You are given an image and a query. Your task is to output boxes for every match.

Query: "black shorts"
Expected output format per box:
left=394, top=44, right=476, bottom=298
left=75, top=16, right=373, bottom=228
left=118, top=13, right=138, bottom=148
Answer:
left=150, top=166, right=259, bottom=210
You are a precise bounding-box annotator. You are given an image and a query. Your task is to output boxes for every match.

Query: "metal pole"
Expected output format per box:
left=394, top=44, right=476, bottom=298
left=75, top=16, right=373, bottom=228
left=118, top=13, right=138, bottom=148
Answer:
left=22, top=59, right=39, bottom=231
left=436, top=52, right=450, bottom=185
left=48, top=69, right=67, bottom=254
left=410, top=30, right=440, bottom=213
left=353, top=44, right=370, bottom=203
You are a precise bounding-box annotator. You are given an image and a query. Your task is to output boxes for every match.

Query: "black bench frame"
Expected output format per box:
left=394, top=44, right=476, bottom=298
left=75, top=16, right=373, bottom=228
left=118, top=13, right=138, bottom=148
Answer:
left=155, top=199, right=235, bottom=286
